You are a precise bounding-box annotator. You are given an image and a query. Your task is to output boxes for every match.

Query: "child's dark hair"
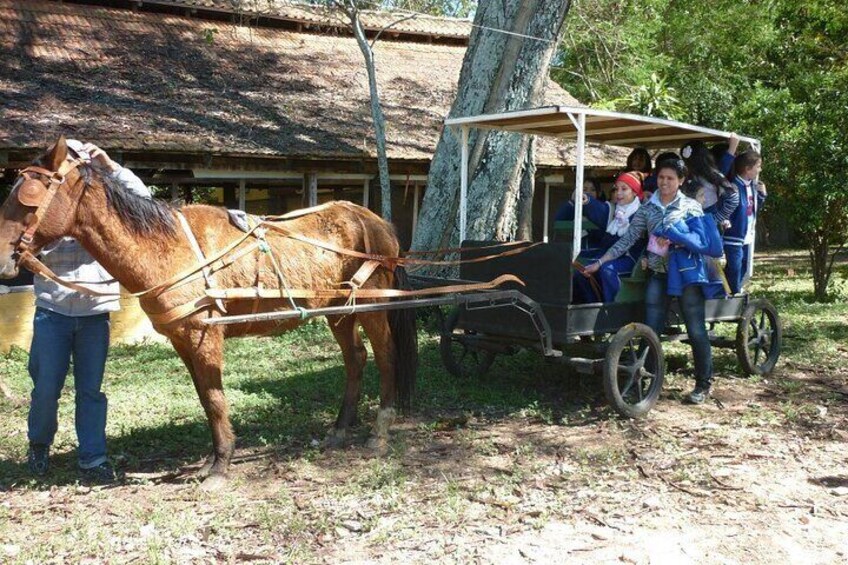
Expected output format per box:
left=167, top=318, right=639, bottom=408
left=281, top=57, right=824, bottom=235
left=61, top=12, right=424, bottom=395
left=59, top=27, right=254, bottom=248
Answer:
left=653, top=152, right=680, bottom=172
left=734, top=150, right=762, bottom=176
left=584, top=177, right=601, bottom=194
left=710, top=142, right=730, bottom=167
left=656, top=158, right=687, bottom=179
left=626, top=147, right=653, bottom=174
left=681, top=140, right=726, bottom=187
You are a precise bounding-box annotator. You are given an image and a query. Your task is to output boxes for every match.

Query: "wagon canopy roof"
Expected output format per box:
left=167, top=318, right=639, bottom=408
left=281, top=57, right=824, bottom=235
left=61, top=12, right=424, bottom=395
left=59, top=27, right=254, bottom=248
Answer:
left=446, top=106, right=760, bottom=149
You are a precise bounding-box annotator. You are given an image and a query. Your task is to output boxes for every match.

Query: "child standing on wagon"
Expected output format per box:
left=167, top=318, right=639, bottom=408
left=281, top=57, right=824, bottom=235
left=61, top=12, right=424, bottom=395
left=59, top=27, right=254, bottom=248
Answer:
left=723, top=150, right=766, bottom=294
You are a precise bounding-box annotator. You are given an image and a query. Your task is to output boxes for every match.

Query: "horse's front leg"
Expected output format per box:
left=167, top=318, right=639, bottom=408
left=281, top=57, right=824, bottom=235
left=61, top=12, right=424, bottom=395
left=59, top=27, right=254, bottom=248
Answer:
left=325, top=315, right=367, bottom=448
left=173, top=329, right=234, bottom=489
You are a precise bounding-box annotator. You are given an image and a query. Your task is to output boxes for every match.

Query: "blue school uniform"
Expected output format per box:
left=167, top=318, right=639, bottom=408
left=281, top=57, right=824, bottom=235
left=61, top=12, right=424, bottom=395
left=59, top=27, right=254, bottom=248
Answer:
left=656, top=214, right=725, bottom=297
left=554, top=199, right=606, bottom=252
left=723, top=176, right=766, bottom=293
left=572, top=196, right=645, bottom=303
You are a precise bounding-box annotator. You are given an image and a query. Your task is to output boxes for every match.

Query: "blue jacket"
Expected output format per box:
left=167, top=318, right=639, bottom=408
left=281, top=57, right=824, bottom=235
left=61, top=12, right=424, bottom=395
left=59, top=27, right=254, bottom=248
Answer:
left=554, top=199, right=606, bottom=250
left=724, top=176, right=766, bottom=246
left=657, top=215, right=724, bottom=296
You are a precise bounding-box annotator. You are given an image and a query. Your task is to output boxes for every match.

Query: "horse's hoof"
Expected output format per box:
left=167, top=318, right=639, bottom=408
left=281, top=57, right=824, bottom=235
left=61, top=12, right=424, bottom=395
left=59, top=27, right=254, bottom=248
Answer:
left=199, top=474, right=228, bottom=492
left=366, top=436, right=389, bottom=456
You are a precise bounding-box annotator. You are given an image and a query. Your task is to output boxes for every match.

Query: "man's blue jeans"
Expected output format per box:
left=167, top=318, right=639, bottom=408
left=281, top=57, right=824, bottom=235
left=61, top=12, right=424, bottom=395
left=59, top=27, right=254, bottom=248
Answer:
left=28, top=308, right=110, bottom=469
left=645, top=274, right=713, bottom=388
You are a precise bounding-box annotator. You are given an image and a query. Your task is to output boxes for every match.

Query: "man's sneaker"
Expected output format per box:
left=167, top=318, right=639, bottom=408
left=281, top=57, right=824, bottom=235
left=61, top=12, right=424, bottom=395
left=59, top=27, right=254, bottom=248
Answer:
left=27, top=444, right=50, bottom=476
left=685, top=386, right=711, bottom=405
left=80, top=462, right=116, bottom=484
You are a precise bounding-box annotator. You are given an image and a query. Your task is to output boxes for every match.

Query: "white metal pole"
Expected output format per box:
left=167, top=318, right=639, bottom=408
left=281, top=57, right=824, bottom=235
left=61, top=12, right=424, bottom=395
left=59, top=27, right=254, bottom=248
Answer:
left=363, top=178, right=370, bottom=208
left=238, top=179, right=246, bottom=211
left=460, top=126, right=469, bottom=243
left=543, top=181, right=550, bottom=243
left=412, top=182, right=420, bottom=240
left=572, top=113, right=586, bottom=260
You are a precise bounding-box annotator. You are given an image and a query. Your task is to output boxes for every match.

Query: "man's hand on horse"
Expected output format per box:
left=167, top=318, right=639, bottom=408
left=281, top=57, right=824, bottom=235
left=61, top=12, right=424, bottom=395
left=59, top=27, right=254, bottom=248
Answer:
left=82, top=143, right=121, bottom=174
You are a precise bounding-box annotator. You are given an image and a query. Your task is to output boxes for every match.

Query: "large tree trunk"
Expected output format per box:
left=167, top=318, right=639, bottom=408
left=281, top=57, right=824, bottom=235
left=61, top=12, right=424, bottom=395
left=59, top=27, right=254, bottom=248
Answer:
left=412, top=0, right=571, bottom=267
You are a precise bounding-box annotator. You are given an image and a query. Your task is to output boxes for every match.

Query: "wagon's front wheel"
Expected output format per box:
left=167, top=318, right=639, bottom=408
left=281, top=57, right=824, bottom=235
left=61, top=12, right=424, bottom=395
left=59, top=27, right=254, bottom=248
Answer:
left=439, top=308, right=496, bottom=379
left=603, top=323, right=664, bottom=418
left=736, top=299, right=782, bottom=376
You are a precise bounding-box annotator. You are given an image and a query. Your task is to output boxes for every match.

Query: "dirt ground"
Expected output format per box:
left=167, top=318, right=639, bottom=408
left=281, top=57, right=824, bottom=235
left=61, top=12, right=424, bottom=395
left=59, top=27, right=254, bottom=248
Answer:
left=2, top=363, right=846, bottom=564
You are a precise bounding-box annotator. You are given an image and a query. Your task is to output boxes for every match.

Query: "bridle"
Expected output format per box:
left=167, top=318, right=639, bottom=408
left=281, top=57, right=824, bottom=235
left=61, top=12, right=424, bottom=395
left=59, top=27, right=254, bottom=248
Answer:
left=11, top=156, right=86, bottom=261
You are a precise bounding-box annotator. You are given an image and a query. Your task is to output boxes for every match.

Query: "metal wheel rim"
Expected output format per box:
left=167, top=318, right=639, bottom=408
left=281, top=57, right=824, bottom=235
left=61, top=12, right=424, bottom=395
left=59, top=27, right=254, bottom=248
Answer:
left=615, top=336, right=661, bottom=406
left=746, top=307, right=778, bottom=370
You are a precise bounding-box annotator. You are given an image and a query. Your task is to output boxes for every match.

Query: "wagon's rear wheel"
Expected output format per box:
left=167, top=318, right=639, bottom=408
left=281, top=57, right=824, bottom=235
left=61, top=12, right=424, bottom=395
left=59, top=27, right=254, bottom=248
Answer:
left=736, top=299, right=782, bottom=376
left=439, top=308, right=496, bottom=378
left=603, top=323, right=664, bottom=418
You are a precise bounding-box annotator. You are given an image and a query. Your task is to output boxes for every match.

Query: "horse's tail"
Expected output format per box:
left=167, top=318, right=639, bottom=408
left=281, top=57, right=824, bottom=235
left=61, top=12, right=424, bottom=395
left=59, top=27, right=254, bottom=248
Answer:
left=389, top=266, right=418, bottom=412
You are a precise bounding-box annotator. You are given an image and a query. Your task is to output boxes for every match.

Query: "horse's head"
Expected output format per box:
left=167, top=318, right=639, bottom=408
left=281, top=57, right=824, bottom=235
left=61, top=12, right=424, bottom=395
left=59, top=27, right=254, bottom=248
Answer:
left=0, top=136, right=88, bottom=278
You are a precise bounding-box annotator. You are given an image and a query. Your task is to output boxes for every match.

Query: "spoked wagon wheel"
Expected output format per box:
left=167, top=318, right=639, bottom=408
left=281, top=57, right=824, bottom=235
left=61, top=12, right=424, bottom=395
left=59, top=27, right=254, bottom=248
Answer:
left=439, top=308, right=496, bottom=378
left=736, top=299, right=782, bottom=376
left=603, top=323, right=665, bottom=418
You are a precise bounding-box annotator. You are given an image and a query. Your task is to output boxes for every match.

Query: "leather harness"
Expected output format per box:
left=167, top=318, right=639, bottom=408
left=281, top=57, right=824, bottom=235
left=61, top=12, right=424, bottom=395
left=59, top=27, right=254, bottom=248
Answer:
left=9, top=161, right=527, bottom=326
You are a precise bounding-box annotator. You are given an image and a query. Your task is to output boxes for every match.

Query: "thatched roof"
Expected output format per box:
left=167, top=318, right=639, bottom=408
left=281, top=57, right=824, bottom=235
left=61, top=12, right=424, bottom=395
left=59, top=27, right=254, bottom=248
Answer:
left=0, top=0, right=623, bottom=169
left=145, top=0, right=474, bottom=40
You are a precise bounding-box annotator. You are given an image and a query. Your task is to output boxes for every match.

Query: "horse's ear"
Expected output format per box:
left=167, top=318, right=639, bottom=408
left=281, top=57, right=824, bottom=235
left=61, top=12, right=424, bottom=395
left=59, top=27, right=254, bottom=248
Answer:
left=45, top=136, right=68, bottom=171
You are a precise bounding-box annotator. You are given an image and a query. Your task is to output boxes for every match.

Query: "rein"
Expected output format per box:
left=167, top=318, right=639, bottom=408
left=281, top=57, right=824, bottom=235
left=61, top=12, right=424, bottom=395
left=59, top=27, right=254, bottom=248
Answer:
left=10, top=162, right=533, bottom=325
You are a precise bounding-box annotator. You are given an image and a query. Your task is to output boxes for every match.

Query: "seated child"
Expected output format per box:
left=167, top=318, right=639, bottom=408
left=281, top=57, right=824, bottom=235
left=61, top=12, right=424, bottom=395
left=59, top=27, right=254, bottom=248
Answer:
left=553, top=178, right=606, bottom=251
left=572, top=171, right=647, bottom=303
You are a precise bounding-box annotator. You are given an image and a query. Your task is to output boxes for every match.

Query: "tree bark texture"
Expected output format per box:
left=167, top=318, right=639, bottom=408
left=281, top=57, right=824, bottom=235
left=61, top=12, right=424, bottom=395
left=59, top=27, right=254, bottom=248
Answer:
left=412, top=0, right=571, bottom=265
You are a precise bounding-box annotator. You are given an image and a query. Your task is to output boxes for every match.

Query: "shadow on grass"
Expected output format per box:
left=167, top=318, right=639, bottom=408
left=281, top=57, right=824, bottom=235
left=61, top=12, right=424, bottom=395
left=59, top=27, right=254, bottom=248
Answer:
left=0, top=339, right=612, bottom=488
left=5, top=321, right=841, bottom=489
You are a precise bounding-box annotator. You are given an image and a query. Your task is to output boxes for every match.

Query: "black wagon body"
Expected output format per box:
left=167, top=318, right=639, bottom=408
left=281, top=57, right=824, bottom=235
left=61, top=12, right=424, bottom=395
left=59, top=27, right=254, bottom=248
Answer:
left=426, top=238, right=781, bottom=418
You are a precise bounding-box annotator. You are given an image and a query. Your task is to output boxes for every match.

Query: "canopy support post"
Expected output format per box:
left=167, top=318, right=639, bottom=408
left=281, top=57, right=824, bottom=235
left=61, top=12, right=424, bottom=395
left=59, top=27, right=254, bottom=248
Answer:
left=460, top=126, right=469, bottom=244
left=571, top=112, right=586, bottom=261
left=238, top=179, right=246, bottom=211
left=363, top=178, right=370, bottom=208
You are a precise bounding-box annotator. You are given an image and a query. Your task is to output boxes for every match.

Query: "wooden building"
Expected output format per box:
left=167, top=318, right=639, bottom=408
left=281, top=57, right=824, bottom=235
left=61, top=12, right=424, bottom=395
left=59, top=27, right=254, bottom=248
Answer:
left=0, top=0, right=626, bottom=351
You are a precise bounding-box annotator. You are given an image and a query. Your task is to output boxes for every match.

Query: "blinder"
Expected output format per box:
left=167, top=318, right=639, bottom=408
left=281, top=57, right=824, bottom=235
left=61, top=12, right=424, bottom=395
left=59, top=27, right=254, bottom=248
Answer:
left=17, top=178, right=49, bottom=207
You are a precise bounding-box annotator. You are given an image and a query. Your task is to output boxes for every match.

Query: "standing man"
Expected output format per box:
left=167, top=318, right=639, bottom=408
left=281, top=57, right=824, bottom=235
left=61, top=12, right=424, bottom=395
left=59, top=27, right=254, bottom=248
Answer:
left=27, top=140, right=150, bottom=483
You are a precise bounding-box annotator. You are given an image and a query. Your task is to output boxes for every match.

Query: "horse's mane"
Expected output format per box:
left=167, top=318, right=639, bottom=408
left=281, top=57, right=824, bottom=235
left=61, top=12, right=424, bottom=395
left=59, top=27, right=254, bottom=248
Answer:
left=98, top=171, right=178, bottom=237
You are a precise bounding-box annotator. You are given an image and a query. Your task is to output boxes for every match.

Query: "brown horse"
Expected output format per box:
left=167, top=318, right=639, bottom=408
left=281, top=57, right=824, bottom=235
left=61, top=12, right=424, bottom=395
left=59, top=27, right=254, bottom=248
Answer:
left=0, top=138, right=417, bottom=489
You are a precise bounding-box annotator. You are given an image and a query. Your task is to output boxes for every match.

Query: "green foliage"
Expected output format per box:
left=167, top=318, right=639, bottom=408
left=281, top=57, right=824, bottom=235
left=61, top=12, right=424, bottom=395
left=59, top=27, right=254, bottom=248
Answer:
left=611, top=73, right=683, bottom=120
left=555, top=0, right=848, bottom=299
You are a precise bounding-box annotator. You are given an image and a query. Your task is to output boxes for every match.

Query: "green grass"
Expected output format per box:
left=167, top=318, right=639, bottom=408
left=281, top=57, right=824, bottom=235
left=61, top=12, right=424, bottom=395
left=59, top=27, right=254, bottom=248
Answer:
left=0, top=249, right=846, bottom=562
left=1, top=249, right=845, bottom=483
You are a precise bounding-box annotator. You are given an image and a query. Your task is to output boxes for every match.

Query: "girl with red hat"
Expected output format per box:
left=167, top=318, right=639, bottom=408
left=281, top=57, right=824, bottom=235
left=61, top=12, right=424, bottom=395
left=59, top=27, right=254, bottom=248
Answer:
left=571, top=171, right=646, bottom=303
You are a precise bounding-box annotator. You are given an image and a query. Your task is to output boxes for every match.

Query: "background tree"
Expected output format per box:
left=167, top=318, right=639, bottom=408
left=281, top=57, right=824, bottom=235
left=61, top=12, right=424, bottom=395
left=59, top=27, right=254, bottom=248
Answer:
left=555, top=0, right=847, bottom=300
left=411, top=0, right=572, bottom=267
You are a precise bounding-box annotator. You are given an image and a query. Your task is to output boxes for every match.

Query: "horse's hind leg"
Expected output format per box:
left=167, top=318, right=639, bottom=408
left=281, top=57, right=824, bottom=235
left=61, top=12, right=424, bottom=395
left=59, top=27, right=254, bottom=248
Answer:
left=326, top=314, right=367, bottom=448
left=358, top=311, right=396, bottom=453
left=172, top=329, right=234, bottom=489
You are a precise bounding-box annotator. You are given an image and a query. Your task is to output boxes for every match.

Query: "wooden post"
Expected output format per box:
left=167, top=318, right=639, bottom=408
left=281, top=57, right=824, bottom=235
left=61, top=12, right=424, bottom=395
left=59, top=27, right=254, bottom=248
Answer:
left=308, top=173, right=318, bottom=207
left=412, top=182, right=420, bottom=240
left=170, top=182, right=179, bottom=201
left=238, top=179, right=246, bottom=211
left=363, top=178, right=370, bottom=209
